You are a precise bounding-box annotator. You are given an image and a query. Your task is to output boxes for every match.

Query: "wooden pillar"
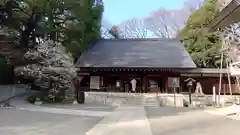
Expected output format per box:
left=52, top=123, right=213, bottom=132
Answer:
left=120, top=76, right=124, bottom=92
left=122, top=76, right=127, bottom=92
left=164, top=75, right=168, bottom=93
left=142, top=76, right=148, bottom=93
left=179, top=77, right=183, bottom=93
left=141, top=76, right=144, bottom=93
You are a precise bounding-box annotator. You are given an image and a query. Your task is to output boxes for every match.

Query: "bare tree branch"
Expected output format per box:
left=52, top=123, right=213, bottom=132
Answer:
left=183, top=0, right=203, bottom=14
left=101, top=19, right=114, bottom=39
left=144, top=0, right=203, bottom=38
left=116, top=18, right=148, bottom=39
left=222, top=22, right=240, bottom=63
left=144, top=9, right=186, bottom=38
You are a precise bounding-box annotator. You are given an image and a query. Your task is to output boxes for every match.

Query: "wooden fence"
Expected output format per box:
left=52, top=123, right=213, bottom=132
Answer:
left=215, top=83, right=240, bottom=94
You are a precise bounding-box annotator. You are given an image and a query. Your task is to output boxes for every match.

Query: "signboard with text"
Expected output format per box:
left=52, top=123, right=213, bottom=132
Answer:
left=168, top=77, right=180, bottom=88
left=90, top=76, right=100, bottom=89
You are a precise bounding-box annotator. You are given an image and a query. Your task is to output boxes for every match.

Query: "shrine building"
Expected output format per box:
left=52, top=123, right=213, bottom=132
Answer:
left=76, top=38, right=237, bottom=94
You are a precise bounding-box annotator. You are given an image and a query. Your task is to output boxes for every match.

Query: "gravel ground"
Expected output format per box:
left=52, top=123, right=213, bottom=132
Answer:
left=1, top=98, right=240, bottom=135
left=0, top=108, right=102, bottom=135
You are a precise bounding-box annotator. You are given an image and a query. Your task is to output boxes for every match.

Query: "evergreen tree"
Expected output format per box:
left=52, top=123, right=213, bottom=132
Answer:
left=0, top=0, right=104, bottom=61
left=178, top=0, right=225, bottom=68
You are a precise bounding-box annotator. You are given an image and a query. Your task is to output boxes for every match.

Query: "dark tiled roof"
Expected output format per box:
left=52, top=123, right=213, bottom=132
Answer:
left=76, top=39, right=196, bottom=68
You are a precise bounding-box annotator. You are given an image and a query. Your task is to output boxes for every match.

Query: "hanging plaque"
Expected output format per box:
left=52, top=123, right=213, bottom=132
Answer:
left=168, top=77, right=180, bottom=88
left=90, top=76, right=100, bottom=89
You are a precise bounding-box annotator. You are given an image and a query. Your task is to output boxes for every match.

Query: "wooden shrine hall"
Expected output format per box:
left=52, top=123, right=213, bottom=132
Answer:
left=76, top=38, right=197, bottom=93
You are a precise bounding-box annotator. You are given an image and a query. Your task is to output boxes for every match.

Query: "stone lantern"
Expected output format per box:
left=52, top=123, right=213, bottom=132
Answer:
left=184, top=78, right=196, bottom=105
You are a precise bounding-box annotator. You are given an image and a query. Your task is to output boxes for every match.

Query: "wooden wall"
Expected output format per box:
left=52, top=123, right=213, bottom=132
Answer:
left=78, top=69, right=240, bottom=95
left=180, top=76, right=239, bottom=94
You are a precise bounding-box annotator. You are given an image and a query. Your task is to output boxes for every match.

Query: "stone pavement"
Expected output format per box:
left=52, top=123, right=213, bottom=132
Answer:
left=204, top=104, right=240, bottom=120
left=18, top=106, right=111, bottom=117
left=0, top=85, right=27, bottom=102
left=0, top=108, right=102, bottom=135
left=146, top=107, right=240, bottom=135
left=85, top=106, right=152, bottom=135
left=1, top=99, right=240, bottom=135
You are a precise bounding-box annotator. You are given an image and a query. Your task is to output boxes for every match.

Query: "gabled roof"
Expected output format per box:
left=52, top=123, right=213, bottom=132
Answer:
left=76, top=39, right=196, bottom=68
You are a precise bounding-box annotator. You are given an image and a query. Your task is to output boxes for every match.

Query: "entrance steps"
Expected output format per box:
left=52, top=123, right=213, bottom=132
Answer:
left=119, top=95, right=159, bottom=107
left=85, top=92, right=160, bottom=107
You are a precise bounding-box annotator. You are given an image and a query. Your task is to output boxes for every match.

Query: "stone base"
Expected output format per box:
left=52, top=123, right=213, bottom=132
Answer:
left=34, top=101, right=43, bottom=105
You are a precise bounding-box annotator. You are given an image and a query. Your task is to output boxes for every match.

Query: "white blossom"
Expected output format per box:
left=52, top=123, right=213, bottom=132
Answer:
left=15, top=40, right=77, bottom=98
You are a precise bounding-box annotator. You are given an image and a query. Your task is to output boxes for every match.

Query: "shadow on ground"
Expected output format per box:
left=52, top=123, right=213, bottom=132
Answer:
left=145, top=106, right=201, bottom=119
left=145, top=107, right=240, bottom=135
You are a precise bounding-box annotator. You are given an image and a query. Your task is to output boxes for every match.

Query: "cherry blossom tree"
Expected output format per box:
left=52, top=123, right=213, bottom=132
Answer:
left=14, top=40, right=77, bottom=101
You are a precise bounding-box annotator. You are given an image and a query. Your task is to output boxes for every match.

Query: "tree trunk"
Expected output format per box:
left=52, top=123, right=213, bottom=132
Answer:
left=20, top=30, right=30, bottom=47
left=77, top=92, right=85, bottom=104
left=73, top=76, right=84, bottom=104
left=189, top=87, right=192, bottom=104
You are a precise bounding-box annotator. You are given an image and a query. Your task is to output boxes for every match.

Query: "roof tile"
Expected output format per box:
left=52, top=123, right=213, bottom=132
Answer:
left=76, top=39, right=196, bottom=68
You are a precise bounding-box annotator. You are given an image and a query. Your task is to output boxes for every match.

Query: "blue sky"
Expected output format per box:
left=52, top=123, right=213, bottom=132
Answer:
left=103, top=0, right=187, bottom=25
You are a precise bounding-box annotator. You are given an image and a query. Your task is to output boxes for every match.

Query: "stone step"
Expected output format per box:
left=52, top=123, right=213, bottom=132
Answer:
left=119, top=99, right=159, bottom=106
left=85, top=93, right=160, bottom=106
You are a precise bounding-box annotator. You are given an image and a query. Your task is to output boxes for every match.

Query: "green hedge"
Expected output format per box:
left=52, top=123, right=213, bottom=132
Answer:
left=27, top=92, right=65, bottom=104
